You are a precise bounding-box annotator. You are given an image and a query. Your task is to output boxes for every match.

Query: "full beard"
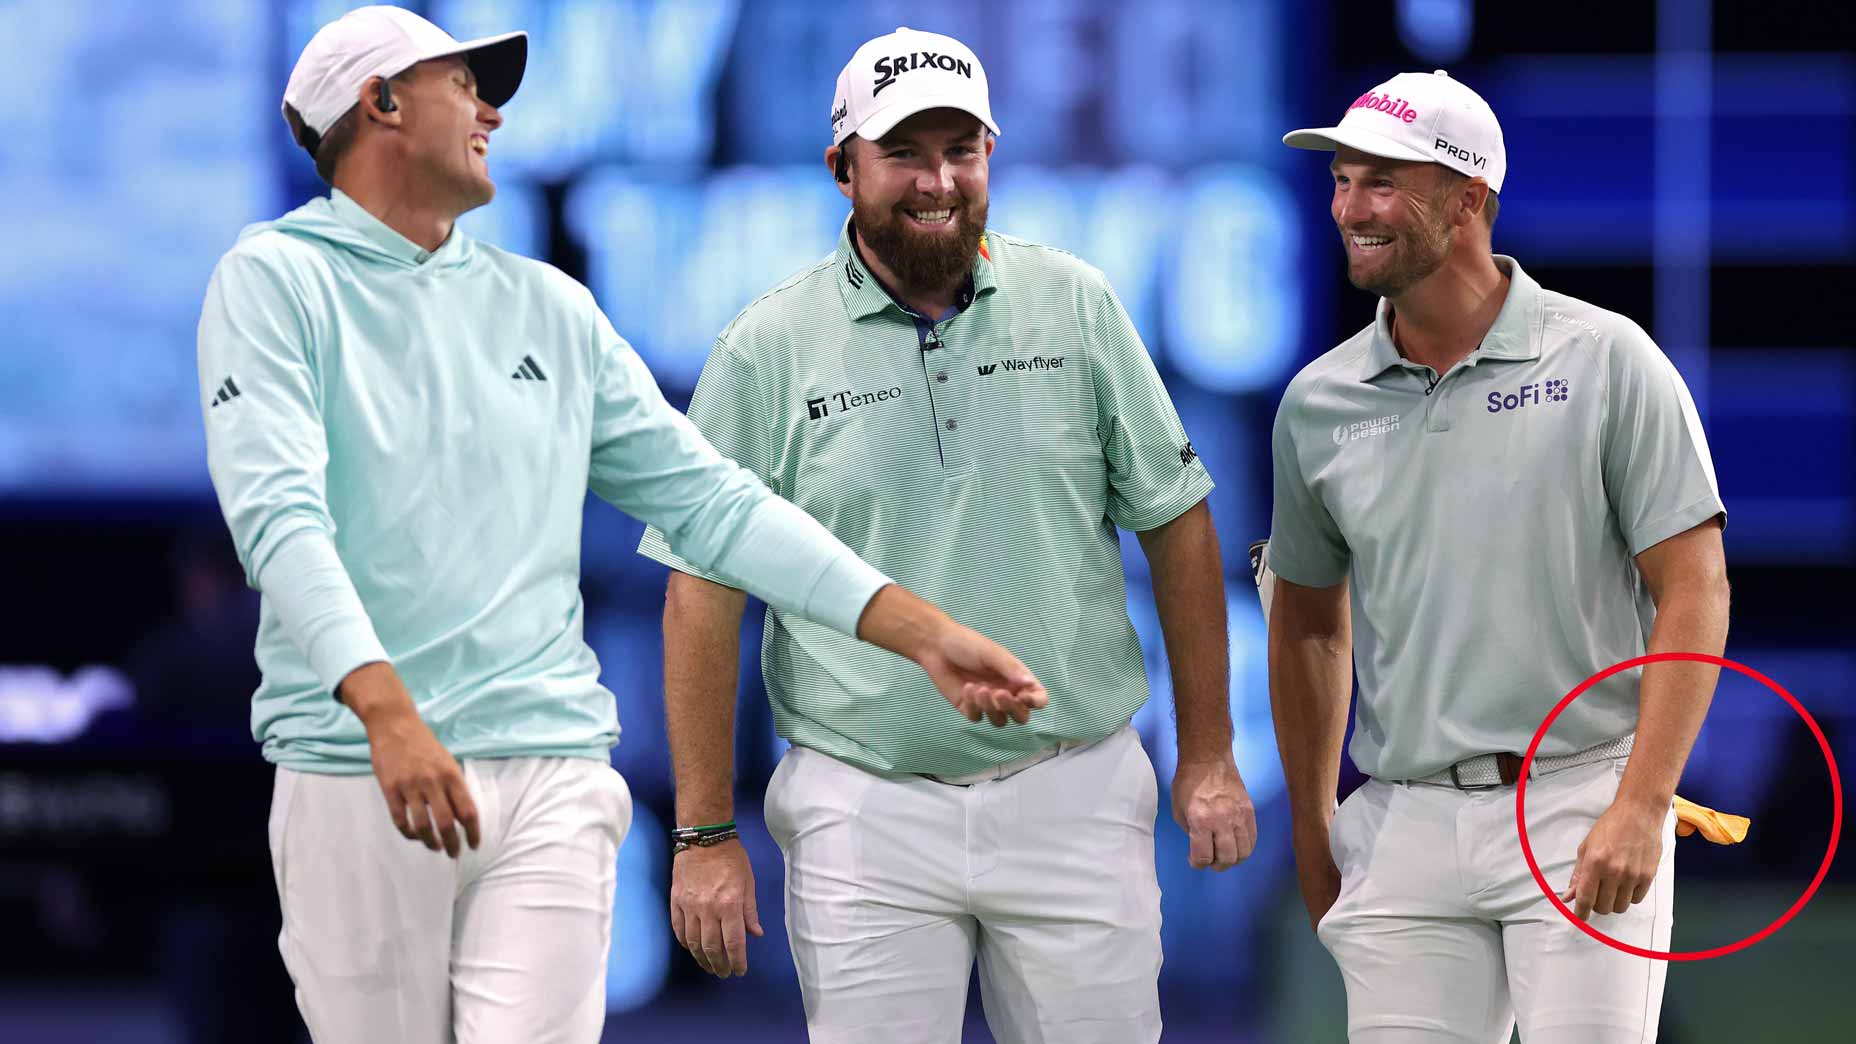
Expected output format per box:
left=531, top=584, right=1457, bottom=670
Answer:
left=853, top=194, right=988, bottom=296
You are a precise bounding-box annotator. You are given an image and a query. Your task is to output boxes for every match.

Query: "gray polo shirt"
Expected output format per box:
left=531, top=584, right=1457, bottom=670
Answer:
left=1269, top=256, right=1725, bottom=780
left=639, top=221, right=1213, bottom=776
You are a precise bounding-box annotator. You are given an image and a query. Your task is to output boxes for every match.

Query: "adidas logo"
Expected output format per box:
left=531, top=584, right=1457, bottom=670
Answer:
left=976, top=363, right=997, bottom=375
left=843, top=257, right=865, bottom=289
left=511, top=355, right=548, bottom=381
left=208, top=376, right=242, bottom=408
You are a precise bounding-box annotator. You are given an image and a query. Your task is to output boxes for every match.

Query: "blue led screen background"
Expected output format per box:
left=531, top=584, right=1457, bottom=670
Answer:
left=0, top=2, right=1850, bottom=1041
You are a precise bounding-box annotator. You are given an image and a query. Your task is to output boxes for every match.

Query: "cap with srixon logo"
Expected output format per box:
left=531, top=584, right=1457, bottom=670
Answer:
left=830, top=27, right=1000, bottom=147
left=1283, top=70, right=1506, bottom=193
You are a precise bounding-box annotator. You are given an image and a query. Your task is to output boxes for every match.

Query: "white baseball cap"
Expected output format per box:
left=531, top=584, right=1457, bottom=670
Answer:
left=1283, top=70, right=1506, bottom=193
left=830, top=27, right=1000, bottom=147
left=282, top=5, right=527, bottom=149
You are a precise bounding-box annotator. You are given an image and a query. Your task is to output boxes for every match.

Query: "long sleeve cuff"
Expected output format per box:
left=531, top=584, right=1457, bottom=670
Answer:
left=258, top=529, right=390, bottom=694
left=801, top=548, right=892, bottom=639
left=693, top=488, right=894, bottom=640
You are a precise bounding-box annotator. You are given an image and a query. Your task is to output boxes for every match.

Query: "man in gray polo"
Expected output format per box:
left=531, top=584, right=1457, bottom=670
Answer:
left=637, top=26, right=1256, bottom=1044
left=1267, top=71, right=1729, bottom=1042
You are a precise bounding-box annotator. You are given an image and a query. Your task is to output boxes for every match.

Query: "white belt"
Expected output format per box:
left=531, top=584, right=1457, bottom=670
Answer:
left=922, top=736, right=1102, bottom=787
left=1407, top=733, right=1636, bottom=789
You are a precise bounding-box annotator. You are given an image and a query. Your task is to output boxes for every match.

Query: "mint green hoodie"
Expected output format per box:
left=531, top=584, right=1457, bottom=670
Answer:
left=199, top=190, right=887, bottom=772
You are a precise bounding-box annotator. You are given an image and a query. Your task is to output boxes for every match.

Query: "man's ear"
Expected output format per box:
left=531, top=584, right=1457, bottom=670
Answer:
left=825, top=143, right=852, bottom=200
left=1458, top=178, right=1490, bottom=228
left=359, top=76, right=403, bottom=127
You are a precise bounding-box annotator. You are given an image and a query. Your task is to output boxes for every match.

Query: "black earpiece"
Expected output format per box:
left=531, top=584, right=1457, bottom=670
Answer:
left=376, top=79, right=398, bottom=114
left=834, top=149, right=850, bottom=184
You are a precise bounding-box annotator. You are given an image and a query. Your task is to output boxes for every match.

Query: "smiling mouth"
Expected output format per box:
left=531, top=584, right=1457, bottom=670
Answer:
left=469, top=137, right=488, bottom=157
left=903, top=207, right=955, bottom=227
left=1349, top=233, right=1392, bottom=252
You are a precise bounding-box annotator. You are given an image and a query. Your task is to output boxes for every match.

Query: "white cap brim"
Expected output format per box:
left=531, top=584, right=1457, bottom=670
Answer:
left=1282, top=124, right=1433, bottom=164
left=846, top=94, right=1000, bottom=146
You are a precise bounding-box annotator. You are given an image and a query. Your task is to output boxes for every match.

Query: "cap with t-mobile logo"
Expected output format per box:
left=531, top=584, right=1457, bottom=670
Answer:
left=1282, top=70, right=1506, bottom=193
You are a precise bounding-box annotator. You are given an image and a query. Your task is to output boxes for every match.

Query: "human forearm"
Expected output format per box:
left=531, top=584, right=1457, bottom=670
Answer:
left=664, top=571, right=751, bottom=825
left=1619, top=532, right=1731, bottom=813
left=1268, top=579, right=1353, bottom=828
left=1137, top=502, right=1233, bottom=761
left=336, top=660, right=416, bottom=725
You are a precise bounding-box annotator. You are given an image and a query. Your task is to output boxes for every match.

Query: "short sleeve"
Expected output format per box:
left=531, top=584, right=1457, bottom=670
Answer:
left=1600, top=324, right=1726, bottom=554
left=1087, top=279, right=1215, bottom=530
left=1266, top=386, right=1350, bottom=587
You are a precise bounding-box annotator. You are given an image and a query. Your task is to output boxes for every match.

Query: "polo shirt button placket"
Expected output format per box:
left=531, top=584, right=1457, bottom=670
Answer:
left=936, top=371, right=948, bottom=383
left=945, top=419, right=957, bottom=431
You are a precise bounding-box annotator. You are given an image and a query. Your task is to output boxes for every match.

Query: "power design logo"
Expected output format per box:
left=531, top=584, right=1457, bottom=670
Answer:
left=1332, top=414, right=1401, bottom=445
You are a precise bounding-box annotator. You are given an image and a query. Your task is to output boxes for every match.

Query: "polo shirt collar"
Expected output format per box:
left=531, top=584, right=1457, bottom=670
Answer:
left=1359, top=254, right=1543, bottom=382
left=834, top=215, right=998, bottom=321
left=329, top=188, right=471, bottom=269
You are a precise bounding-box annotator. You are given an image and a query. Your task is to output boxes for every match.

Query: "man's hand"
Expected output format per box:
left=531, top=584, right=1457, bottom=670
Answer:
left=1561, top=797, right=1665, bottom=920
left=917, top=621, right=1049, bottom=727
left=1171, top=753, right=1257, bottom=870
left=340, top=662, right=481, bottom=859
left=670, top=840, right=763, bottom=978
left=857, top=585, right=1048, bottom=727
left=1290, top=818, right=1342, bottom=932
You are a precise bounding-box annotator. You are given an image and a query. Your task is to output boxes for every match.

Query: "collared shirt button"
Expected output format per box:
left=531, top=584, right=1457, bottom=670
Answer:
left=936, top=371, right=948, bottom=383
left=945, top=419, right=957, bottom=431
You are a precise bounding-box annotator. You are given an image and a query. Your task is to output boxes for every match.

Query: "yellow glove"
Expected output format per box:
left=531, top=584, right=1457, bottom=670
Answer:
left=1673, top=795, right=1750, bottom=845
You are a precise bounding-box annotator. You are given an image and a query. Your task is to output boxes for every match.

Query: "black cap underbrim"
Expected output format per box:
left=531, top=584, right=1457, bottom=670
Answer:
left=456, top=32, right=527, bottom=109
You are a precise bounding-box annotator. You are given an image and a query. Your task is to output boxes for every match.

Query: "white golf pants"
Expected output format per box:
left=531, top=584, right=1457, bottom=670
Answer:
left=268, top=756, right=632, bottom=1044
left=1319, top=757, right=1676, bottom=1043
left=764, top=725, right=1164, bottom=1044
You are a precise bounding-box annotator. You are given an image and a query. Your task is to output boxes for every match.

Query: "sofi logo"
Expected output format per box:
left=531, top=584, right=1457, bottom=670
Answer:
left=1348, top=91, right=1419, bottom=124
left=1487, top=378, right=1571, bottom=414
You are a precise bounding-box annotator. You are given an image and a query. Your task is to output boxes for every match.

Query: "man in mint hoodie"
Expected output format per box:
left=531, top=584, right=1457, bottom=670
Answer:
left=197, top=8, right=1047, bottom=1042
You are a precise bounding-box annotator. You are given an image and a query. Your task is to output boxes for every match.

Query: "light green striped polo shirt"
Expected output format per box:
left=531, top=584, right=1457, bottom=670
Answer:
left=639, top=219, right=1213, bottom=775
left=1269, top=256, right=1726, bottom=781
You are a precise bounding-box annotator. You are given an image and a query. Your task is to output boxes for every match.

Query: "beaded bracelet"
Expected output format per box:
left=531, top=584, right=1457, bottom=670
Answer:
left=671, top=827, right=740, bottom=855
left=670, top=819, right=738, bottom=855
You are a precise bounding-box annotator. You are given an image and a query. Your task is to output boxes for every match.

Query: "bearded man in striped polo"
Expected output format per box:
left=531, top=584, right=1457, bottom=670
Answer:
left=638, top=27, right=1256, bottom=1044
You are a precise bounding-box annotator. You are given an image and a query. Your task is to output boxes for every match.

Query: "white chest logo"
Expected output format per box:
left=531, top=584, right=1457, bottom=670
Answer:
left=1332, top=414, right=1401, bottom=445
